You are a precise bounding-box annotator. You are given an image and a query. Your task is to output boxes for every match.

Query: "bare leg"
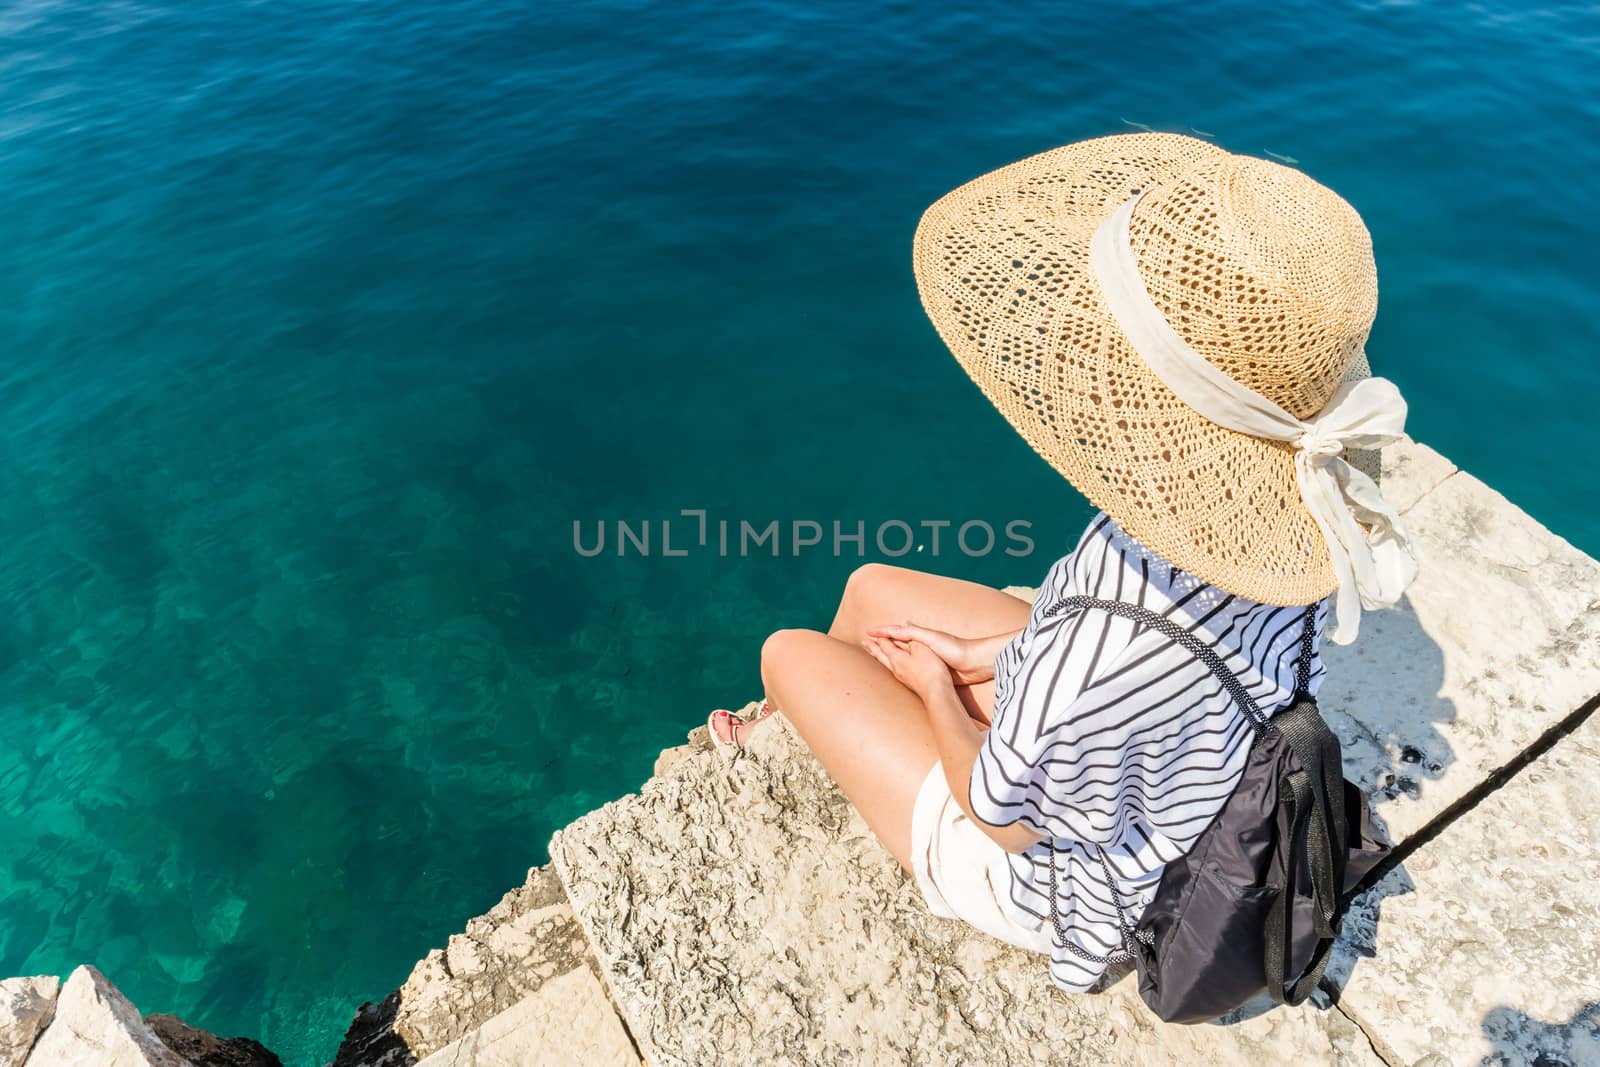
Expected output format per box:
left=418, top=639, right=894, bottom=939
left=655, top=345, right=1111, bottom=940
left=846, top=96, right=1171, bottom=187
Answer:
left=827, top=563, right=1032, bottom=725
left=761, top=628, right=937, bottom=873
left=713, top=563, right=1032, bottom=745
left=751, top=565, right=1035, bottom=873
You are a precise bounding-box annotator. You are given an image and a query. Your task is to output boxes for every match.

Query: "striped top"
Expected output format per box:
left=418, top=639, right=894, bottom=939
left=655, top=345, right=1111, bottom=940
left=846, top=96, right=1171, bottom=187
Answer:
left=972, top=512, right=1328, bottom=993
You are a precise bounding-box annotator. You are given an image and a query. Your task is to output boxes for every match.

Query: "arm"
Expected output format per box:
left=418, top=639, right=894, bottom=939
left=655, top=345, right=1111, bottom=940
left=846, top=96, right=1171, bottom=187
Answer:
left=864, top=622, right=1022, bottom=687
left=923, top=685, right=1045, bottom=854
left=960, top=629, right=1023, bottom=676
left=861, top=634, right=1044, bottom=854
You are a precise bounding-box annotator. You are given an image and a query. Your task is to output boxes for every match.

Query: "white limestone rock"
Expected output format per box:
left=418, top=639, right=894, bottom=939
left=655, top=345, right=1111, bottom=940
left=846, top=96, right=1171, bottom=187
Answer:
left=1329, top=710, right=1600, bottom=1065
left=331, top=864, right=626, bottom=1066
left=0, top=976, right=58, bottom=1067
left=977, top=442, right=1600, bottom=854
left=652, top=744, right=696, bottom=778
left=551, top=718, right=1382, bottom=1067
left=27, top=965, right=191, bottom=1067
left=655, top=719, right=719, bottom=777
left=1377, top=435, right=1457, bottom=514
left=414, top=966, right=637, bottom=1067
left=1320, top=444, right=1600, bottom=844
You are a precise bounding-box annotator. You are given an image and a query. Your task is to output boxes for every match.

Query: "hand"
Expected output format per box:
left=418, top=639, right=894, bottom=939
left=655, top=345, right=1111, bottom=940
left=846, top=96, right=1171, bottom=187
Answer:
left=861, top=635, right=956, bottom=703
left=863, top=622, right=996, bottom=686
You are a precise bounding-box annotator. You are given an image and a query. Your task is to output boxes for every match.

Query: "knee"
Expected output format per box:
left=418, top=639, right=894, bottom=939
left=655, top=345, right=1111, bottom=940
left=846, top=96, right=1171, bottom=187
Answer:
left=842, top=562, right=895, bottom=607
left=760, top=627, right=814, bottom=688
left=833, top=562, right=898, bottom=635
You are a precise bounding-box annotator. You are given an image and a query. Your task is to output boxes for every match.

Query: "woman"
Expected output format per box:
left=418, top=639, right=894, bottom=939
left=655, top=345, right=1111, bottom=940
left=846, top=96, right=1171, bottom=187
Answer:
left=709, top=132, right=1417, bottom=994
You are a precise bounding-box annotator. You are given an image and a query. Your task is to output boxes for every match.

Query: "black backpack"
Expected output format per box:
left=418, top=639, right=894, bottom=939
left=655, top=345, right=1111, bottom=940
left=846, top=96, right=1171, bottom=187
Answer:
left=1043, top=595, right=1391, bottom=1024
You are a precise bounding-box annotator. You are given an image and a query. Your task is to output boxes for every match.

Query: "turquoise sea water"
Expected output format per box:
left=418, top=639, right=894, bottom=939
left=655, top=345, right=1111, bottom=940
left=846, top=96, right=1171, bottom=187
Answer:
left=1, top=1, right=1595, bottom=1062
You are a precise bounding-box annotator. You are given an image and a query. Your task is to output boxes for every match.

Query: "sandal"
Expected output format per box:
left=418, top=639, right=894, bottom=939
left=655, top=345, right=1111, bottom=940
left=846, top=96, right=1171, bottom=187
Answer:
left=706, top=699, right=773, bottom=750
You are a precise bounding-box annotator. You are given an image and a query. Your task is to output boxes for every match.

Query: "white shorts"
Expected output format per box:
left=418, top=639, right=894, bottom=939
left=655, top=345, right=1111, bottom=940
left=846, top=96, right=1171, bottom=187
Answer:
left=910, top=761, right=1053, bottom=955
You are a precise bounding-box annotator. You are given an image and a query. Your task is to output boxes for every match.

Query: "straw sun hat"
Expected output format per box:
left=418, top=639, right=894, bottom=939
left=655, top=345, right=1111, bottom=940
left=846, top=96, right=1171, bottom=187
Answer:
left=913, top=132, right=1415, bottom=630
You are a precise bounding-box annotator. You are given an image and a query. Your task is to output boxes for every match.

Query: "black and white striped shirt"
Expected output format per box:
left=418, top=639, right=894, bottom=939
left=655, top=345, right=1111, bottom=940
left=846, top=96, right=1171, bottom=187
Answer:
left=972, top=512, right=1328, bottom=992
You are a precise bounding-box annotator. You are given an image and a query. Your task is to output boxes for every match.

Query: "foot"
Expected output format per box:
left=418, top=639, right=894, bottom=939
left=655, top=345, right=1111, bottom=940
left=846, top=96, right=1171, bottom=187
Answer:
left=707, top=700, right=774, bottom=749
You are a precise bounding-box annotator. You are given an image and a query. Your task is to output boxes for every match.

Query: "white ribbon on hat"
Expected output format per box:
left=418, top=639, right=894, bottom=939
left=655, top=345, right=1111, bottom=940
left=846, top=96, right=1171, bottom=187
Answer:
left=1089, top=195, right=1417, bottom=645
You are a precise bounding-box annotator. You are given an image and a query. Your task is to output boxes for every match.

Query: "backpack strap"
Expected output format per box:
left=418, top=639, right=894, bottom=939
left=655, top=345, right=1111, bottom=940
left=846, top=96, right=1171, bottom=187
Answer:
left=1040, top=594, right=1273, bottom=967
left=1295, top=598, right=1317, bottom=697
left=1263, top=604, right=1351, bottom=1005
left=1263, top=734, right=1340, bottom=1004
left=1042, top=596, right=1348, bottom=1006
left=1042, top=595, right=1274, bottom=734
left=1047, top=839, right=1154, bottom=966
left=1256, top=604, right=1354, bottom=1005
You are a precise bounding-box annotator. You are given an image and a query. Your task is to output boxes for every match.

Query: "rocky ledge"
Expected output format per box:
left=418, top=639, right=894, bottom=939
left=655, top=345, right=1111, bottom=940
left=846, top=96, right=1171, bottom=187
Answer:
left=0, top=966, right=280, bottom=1067
left=7, top=438, right=1599, bottom=1067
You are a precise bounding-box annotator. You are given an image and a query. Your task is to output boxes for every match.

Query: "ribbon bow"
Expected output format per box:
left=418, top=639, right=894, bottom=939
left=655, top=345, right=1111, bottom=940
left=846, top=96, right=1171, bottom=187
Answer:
left=1090, top=196, right=1418, bottom=644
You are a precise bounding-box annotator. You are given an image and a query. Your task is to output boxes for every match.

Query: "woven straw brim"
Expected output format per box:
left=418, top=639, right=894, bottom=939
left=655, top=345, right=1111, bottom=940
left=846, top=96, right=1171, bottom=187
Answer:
left=913, top=133, right=1378, bottom=605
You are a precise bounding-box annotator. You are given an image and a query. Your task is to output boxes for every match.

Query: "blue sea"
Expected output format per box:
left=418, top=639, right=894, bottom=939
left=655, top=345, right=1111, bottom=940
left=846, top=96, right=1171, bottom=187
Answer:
left=0, top=1, right=1595, bottom=1062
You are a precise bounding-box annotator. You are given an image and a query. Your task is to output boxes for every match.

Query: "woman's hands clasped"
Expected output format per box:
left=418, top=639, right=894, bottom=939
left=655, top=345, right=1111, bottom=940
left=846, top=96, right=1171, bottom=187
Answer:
left=860, top=622, right=996, bottom=702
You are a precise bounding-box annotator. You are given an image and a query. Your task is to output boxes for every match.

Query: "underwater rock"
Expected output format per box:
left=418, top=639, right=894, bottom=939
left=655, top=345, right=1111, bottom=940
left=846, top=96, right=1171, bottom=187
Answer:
left=11, top=437, right=1600, bottom=1067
